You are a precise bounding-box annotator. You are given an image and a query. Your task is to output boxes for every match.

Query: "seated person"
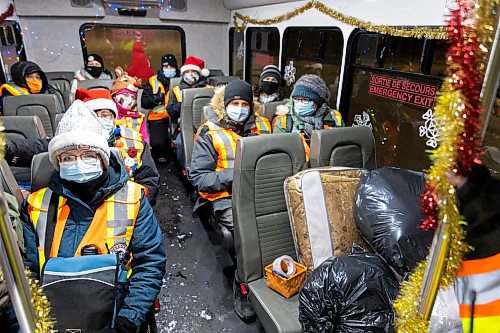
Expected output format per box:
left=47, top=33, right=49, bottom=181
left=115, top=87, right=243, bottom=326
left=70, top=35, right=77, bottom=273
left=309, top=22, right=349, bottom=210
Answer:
left=70, top=53, right=113, bottom=93
left=273, top=74, right=344, bottom=161
left=0, top=61, right=63, bottom=111
left=111, top=67, right=150, bottom=144
left=189, top=80, right=270, bottom=322
left=21, top=100, right=166, bottom=332
left=253, top=64, right=286, bottom=104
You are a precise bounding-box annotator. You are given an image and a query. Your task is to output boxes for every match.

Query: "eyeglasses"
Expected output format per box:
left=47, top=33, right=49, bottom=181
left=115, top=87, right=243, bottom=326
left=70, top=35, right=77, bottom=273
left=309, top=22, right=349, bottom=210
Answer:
left=58, top=152, right=99, bottom=165
left=293, top=97, right=312, bottom=104
left=96, top=110, right=115, bottom=120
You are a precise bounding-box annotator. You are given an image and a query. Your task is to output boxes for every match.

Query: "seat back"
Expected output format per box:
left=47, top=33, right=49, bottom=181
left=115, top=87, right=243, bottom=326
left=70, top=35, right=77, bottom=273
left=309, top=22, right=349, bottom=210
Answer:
left=310, top=127, right=377, bottom=169
left=261, top=100, right=287, bottom=123
left=2, top=115, right=47, bottom=140
left=0, top=159, right=24, bottom=205
left=45, top=71, right=74, bottom=85
left=180, top=87, right=214, bottom=173
left=208, top=69, right=224, bottom=77
left=207, top=76, right=238, bottom=88
left=168, top=77, right=182, bottom=101
left=49, top=79, right=72, bottom=109
left=31, top=152, right=54, bottom=193
left=3, top=94, right=63, bottom=137
left=54, top=113, right=64, bottom=132
left=233, top=133, right=307, bottom=283
left=77, top=79, right=113, bottom=91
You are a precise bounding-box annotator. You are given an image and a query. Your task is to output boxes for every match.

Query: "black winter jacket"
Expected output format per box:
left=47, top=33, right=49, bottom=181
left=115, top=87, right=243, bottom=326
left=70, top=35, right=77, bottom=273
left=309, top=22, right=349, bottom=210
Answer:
left=5, top=137, right=161, bottom=205
left=166, top=77, right=209, bottom=122
left=141, top=70, right=173, bottom=110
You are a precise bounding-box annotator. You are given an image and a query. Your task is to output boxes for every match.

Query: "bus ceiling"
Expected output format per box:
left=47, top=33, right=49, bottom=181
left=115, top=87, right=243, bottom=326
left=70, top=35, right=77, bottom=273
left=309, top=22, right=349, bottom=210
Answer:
left=222, top=0, right=303, bottom=10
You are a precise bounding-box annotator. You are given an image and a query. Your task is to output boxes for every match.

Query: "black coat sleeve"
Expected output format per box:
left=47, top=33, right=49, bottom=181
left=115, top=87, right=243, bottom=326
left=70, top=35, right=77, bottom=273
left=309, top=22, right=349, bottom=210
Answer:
left=5, top=138, right=50, bottom=167
left=166, top=89, right=181, bottom=122
left=189, top=126, right=233, bottom=193
left=134, top=143, right=160, bottom=206
left=141, top=81, right=164, bottom=110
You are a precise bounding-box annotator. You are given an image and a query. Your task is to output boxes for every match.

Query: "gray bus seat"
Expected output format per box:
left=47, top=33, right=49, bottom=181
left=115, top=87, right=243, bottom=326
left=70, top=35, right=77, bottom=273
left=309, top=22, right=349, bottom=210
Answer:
left=54, top=113, right=64, bottom=131
left=309, top=126, right=376, bottom=169
left=261, top=100, right=287, bottom=123
left=77, top=79, right=113, bottom=91
left=207, top=76, right=238, bottom=88
left=3, top=94, right=63, bottom=137
left=180, top=87, right=214, bottom=174
left=233, top=133, right=307, bottom=333
left=49, top=79, right=72, bottom=109
left=137, top=88, right=150, bottom=118
left=0, top=160, right=24, bottom=206
left=168, top=77, right=182, bottom=101
left=208, top=69, right=224, bottom=77
left=31, top=152, right=54, bottom=193
left=2, top=115, right=47, bottom=140
left=45, top=71, right=74, bottom=85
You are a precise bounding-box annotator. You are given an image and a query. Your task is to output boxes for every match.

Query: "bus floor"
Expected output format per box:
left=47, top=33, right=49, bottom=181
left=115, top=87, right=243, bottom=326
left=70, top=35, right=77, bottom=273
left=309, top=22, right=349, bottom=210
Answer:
left=154, top=158, right=264, bottom=333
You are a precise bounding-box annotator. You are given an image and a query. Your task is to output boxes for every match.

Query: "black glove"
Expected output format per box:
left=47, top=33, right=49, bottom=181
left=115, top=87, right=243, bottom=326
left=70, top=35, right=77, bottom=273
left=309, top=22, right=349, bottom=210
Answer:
left=90, top=317, right=137, bottom=333
left=153, top=92, right=165, bottom=104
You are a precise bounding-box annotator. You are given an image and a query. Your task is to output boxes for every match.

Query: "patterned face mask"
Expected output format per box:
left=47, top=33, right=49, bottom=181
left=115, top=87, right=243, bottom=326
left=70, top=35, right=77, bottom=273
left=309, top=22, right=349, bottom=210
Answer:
left=183, top=72, right=200, bottom=85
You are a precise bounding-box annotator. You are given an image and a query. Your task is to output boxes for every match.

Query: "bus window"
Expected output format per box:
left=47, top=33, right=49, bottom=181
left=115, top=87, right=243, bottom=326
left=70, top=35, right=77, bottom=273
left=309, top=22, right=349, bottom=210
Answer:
left=80, top=24, right=185, bottom=81
left=0, top=21, right=25, bottom=84
left=483, top=95, right=500, bottom=175
left=342, top=31, right=446, bottom=171
left=282, top=27, right=343, bottom=107
left=229, top=28, right=244, bottom=79
left=245, top=27, right=280, bottom=85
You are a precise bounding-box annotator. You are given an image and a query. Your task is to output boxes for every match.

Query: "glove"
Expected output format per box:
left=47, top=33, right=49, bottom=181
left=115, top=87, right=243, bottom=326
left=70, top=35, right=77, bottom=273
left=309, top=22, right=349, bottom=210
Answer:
left=153, top=92, right=165, bottom=104
left=90, top=317, right=137, bottom=333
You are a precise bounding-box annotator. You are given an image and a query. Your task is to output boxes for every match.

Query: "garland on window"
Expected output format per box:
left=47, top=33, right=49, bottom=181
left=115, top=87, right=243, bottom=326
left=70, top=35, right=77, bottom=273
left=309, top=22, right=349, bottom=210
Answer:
left=0, top=3, right=14, bottom=23
left=233, top=0, right=447, bottom=39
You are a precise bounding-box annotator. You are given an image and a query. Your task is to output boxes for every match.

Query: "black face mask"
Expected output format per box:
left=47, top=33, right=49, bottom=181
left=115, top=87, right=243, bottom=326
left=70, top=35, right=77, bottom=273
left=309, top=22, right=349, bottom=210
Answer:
left=260, top=81, right=279, bottom=95
left=86, top=66, right=103, bottom=78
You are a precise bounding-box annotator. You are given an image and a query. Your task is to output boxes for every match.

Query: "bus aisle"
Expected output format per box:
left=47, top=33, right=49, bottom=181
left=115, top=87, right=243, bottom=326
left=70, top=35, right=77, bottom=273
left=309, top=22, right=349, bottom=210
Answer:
left=154, top=158, right=263, bottom=333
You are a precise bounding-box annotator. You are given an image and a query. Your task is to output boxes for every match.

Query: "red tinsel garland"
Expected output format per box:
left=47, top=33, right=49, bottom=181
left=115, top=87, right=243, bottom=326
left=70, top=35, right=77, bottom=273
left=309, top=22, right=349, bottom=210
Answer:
left=0, top=3, right=14, bottom=23
left=420, top=0, right=485, bottom=230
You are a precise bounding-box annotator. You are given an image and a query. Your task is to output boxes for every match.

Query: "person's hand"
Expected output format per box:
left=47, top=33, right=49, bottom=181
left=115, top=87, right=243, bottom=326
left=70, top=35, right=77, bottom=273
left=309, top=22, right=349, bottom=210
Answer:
left=445, top=171, right=467, bottom=188
left=154, top=92, right=165, bottom=104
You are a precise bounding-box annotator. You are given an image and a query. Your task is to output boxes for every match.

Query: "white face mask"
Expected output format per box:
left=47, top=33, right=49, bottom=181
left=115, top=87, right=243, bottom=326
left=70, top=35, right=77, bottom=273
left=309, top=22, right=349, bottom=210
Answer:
left=226, top=105, right=250, bottom=123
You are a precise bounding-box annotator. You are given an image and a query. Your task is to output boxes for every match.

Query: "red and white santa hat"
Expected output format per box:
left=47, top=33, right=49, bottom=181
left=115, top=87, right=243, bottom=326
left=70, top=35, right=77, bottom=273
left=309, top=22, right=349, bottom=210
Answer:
left=75, top=87, right=118, bottom=118
left=180, top=56, right=210, bottom=77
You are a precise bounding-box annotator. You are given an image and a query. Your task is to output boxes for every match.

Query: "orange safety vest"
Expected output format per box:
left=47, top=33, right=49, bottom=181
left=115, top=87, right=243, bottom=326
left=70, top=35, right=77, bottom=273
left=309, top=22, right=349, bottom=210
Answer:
left=455, top=253, right=500, bottom=333
left=27, top=181, right=144, bottom=273
left=0, top=83, right=29, bottom=96
left=252, top=116, right=272, bottom=134
left=114, top=127, right=144, bottom=179
left=116, top=114, right=145, bottom=134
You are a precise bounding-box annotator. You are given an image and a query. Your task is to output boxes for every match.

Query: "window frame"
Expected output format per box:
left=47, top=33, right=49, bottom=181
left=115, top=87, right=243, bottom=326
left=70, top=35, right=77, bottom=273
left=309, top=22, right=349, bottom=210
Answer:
left=244, top=27, right=280, bottom=83
left=79, top=23, right=186, bottom=68
left=229, top=27, right=244, bottom=77
left=0, top=20, right=26, bottom=84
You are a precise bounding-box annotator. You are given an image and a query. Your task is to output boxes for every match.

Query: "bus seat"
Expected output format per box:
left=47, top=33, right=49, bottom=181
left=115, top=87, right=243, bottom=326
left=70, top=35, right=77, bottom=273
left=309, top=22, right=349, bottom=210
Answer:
left=2, top=115, right=47, bottom=140
left=0, top=159, right=24, bottom=206
left=45, top=71, right=74, bottom=85
left=180, top=87, right=214, bottom=174
left=208, top=69, right=224, bottom=77
left=77, top=79, right=113, bottom=91
left=3, top=94, right=63, bottom=137
left=54, top=113, right=64, bottom=131
left=394, top=121, right=429, bottom=171
left=137, top=88, right=150, bottom=117
left=261, top=100, right=287, bottom=123
left=49, top=79, right=72, bottom=109
left=309, top=127, right=376, bottom=169
left=207, top=76, right=238, bottom=88
left=168, top=77, right=182, bottom=101
left=30, top=152, right=54, bottom=193
left=233, top=133, right=307, bottom=333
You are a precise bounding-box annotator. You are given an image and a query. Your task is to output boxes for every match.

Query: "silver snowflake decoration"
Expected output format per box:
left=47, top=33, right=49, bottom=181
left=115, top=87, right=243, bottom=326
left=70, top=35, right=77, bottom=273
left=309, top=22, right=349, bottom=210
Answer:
left=419, top=108, right=441, bottom=148
left=236, top=41, right=244, bottom=60
left=284, top=61, right=296, bottom=85
left=353, top=110, right=372, bottom=129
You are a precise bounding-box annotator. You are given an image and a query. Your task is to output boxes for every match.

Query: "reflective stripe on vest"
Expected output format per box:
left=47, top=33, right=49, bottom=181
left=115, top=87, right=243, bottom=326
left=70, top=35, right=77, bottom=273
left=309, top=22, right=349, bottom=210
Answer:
left=251, top=116, right=271, bottom=134
left=331, top=109, right=343, bottom=127
left=273, top=115, right=311, bottom=162
left=115, top=128, right=144, bottom=179
left=149, top=76, right=170, bottom=120
left=0, top=83, right=29, bottom=96
left=118, top=114, right=144, bottom=134
left=455, top=253, right=500, bottom=333
left=27, top=181, right=143, bottom=273
left=172, top=85, right=182, bottom=103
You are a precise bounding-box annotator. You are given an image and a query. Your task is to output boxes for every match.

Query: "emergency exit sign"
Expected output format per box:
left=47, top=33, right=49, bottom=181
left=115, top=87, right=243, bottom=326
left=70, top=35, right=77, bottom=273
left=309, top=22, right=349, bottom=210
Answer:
left=368, top=74, right=438, bottom=108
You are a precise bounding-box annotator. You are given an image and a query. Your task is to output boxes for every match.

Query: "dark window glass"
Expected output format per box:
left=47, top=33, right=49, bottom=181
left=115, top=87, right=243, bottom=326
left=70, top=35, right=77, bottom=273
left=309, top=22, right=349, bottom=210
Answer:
left=483, top=94, right=500, bottom=175
left=246, top=28, right=280, bottom=85
left=430, top=39, right=448, bottom=77
left=0, top=21, right=25, bottom=84
left=80, top=24, right=184, bottom=81
left=229, top=28, right=244, bottom=79
left=282, top=27, right=343, bottom=107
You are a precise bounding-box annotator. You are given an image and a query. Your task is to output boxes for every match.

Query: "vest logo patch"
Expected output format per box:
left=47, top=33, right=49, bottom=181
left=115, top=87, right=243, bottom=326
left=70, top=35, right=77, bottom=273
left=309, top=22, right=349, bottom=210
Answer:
left=109, top=243, right=127, bottom=259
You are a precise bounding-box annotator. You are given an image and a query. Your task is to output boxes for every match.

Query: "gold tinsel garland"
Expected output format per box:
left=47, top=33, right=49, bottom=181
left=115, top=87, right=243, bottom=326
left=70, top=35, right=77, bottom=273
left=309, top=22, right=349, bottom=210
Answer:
left=233, top=0, right=447, bottom=39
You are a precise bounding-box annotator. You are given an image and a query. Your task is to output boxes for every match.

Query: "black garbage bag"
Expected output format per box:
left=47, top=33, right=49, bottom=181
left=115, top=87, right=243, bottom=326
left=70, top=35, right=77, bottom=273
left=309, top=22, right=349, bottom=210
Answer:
left=299, top=246, right=399, bottom=332
left=354, top=167, right=434, bottom=276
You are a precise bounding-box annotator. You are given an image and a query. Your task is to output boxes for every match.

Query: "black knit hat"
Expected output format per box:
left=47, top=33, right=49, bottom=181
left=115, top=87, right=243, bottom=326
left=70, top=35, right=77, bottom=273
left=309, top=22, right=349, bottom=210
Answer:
left=260, top=64, right=282, bottom=84
left=85, top=54, right=104, bottom=68
left=224, top=80, right=253, bottom=108
left=161, top=54, right=178, bottom=69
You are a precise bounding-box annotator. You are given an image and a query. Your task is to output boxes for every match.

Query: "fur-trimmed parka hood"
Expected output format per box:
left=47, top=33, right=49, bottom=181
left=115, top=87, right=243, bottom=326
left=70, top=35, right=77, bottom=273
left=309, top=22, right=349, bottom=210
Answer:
left=209, top=86, right=263, bottom=123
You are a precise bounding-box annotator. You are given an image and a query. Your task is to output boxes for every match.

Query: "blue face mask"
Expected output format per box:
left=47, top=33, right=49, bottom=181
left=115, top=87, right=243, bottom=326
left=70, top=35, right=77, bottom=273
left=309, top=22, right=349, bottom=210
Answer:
left=294, top=100, right=316, bottom=117
left=60, top=159, right=103, bottom=183
left=163, top=69, right=176, bottom=78
left=226, top=105, right=250, bottom=123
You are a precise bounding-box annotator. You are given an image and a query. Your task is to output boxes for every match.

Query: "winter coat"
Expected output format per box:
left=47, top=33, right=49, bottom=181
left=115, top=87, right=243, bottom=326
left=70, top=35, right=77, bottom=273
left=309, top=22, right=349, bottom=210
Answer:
left=141, top=70, right=173, bottom=110
left=21, top=154, right=166, bottom=329
left=0, top=61, right=64, bottom=110
left=189, top=87, right=264, bottom=213
left=70, top=67, right=113, bottom=93
left=5, top=137, right=160, bottom=205
left=166, top=77, right=209, bottom=122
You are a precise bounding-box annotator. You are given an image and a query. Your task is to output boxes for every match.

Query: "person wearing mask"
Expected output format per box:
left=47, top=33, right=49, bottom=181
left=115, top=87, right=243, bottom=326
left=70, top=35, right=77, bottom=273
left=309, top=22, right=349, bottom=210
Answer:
left=0, top=61, right=63, bottom=111
left=167, top=56, right=211, bottom=169
left=21, top=100, right=166, bottom=332
left=189, top=80, right=270, bottom=322
left=273, top=74, right=344, bottom=161
left=70, top=54, right=113, bottom=93
left=111, top=67, right=150, bottom=144
left=253, top=64, right=285, bottom=104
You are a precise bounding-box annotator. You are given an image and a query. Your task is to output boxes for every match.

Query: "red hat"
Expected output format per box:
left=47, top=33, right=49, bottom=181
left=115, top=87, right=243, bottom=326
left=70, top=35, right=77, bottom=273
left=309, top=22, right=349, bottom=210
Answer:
left=75, top=88, right=118, bottom=117
left=180, top=56, right=210, bottom=77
